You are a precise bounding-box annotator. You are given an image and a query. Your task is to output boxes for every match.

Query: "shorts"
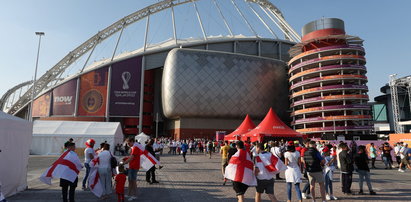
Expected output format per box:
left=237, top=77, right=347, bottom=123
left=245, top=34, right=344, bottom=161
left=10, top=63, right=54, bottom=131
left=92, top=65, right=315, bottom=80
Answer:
left=307, top=171, right=324, bottom=184
left=255, top=179, right=274, bottom=194
left=128, top=169, right=138, bottom=181
left=221, top=158, right=228, bottom=167
left=232, top=181, right=249, bottom=196
left=401, top=158, right=409, bottom=165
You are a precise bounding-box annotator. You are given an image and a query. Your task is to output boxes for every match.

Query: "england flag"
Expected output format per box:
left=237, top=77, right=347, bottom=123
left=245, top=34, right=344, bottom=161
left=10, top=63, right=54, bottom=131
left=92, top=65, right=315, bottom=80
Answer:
left=224, top=149, right=257, bottom=186
left=255, top=152, right=287, bottom=174
left=39, top=150, right=83, bottom=185
left=133, top=143, right=160, bottom=171
left=88, top=158, right=103, bottom=198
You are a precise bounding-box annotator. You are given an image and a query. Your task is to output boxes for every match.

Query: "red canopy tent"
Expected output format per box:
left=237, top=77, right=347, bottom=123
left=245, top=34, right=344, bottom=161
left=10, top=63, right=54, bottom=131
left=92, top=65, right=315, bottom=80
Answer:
left=224, top=115, right=256, bottom=141
left=242, top=108, right=306, bottom=142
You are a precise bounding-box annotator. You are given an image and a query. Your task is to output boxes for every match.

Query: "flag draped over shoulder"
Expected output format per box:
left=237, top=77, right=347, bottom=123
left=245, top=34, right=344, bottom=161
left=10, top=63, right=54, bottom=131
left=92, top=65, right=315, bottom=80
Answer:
left=255, top=152, right=287, bottom=174
left=88, top=158, right=103, bottom=198
left=224, top=149, right=257, bottom=186
left=39, top=150, right=83, bottom=185
left=133, top=143, right=160, bottom=171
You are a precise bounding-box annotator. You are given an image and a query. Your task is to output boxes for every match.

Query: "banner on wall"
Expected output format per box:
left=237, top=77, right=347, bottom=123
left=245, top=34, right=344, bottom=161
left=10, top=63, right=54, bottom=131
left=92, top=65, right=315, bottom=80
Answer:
left=52, top=79, right=77, bottom=116
left=109, top=57, right=142, bottom=116
left=78, top=67, right=108, bottom=116
left=32, top=92, right=51, bottom=117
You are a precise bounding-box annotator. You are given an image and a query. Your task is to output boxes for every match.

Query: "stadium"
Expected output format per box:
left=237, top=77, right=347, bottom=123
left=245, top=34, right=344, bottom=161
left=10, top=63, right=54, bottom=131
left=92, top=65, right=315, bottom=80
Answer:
left=0, top=0, right=372, bottom=140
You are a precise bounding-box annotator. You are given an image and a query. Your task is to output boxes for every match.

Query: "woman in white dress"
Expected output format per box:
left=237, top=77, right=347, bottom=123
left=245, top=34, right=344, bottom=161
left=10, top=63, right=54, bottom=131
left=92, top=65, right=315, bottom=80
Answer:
left=284, top=145, right=303, bottom=202
left=97, top=143, right=113, bottom=199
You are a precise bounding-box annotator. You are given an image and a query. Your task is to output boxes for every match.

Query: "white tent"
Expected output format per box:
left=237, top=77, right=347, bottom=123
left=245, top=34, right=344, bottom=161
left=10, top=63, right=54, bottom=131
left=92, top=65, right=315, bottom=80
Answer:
left=31, top=120, right=123, bottom=155
left=135, top=132, right=150, bottom=144
left=0, top=111, right=32, bottom=198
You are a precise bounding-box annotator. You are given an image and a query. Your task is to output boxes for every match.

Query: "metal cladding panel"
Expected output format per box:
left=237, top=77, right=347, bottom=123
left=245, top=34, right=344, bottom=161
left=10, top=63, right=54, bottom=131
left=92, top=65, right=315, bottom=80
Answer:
left=302, top=18, right=345, bottom=36
left=162, top=48, right=289, bottom=120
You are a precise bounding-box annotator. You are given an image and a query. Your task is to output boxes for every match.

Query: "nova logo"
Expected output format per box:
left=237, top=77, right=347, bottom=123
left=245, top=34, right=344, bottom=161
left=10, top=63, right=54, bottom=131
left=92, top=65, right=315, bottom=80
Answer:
left=54, top=96, right=73, bottom=104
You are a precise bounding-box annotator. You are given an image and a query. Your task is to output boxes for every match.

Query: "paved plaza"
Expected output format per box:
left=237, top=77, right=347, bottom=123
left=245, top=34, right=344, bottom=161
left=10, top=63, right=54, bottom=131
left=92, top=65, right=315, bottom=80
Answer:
left=8, top=152, right=411, bottom=202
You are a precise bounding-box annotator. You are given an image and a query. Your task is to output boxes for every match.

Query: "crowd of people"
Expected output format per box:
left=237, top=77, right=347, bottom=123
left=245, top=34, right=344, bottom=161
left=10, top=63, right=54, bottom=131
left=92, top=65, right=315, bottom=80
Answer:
left=219, top=139, right=411, bottom=202
left=38, top=136, right=411, bottom=202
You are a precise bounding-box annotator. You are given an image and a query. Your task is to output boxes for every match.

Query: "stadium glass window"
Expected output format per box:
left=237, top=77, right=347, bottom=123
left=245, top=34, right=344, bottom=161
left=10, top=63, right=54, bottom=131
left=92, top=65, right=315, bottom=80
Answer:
left=372, top=104, right=388, bottom=122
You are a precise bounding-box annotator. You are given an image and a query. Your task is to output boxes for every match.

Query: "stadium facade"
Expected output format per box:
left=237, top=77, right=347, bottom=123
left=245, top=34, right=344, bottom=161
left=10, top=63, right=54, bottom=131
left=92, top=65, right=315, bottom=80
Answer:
left=1, top=1, right=374, bottom=140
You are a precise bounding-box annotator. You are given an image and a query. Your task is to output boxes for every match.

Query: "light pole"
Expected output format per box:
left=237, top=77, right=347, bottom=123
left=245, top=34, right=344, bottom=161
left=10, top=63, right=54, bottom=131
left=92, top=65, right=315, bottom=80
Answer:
left=29, top=32, right=45, bottom=122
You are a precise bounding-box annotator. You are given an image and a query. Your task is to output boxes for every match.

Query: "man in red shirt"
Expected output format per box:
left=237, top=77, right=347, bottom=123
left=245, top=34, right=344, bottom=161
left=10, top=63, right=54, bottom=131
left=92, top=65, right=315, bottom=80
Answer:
left=124, top=137, right=141, bottom=201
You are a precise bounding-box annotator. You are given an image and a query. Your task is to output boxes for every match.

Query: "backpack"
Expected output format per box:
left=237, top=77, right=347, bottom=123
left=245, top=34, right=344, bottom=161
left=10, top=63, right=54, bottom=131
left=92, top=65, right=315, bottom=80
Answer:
left=110, top=153, right=118, bottom=169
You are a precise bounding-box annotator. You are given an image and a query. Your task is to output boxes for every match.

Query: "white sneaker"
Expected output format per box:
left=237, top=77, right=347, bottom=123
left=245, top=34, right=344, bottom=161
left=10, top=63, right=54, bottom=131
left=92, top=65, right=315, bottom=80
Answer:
left=128, top=196, right=137, bottom=201
left=302, top=193, right=307, bottom=199
left=326, top=194, right=331, bottom=200
left=399, top=169, right=405, bottom=173
left=330, top=195, right=338, bottom=200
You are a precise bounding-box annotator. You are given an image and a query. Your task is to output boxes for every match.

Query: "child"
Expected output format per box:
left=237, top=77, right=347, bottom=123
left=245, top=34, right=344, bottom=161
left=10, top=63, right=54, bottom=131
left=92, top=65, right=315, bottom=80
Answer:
left=323, top=147, right=338, bottom=200
left=114, top=163, right=127, bottom=202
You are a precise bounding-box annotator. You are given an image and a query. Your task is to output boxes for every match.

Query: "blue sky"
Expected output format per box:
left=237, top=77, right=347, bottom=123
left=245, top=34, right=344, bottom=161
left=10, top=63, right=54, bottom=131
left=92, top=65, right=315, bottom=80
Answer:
left=1, top=0, right=410, bottom=102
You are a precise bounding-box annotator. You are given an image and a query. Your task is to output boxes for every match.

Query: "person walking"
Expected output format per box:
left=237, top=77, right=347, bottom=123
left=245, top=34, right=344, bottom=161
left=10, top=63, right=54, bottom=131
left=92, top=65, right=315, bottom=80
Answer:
left=220, top=141, right=230, bottom=185
left=303, top=141, right=326, bottom=202
left=82, top=139, right=95, bottom=190
left=270, top=141, right=284, bottom=180
left=369, top=143, right=377, bottom=169
left=123, top=137, right=141, bottom=201
left=339, top=143, right=354, bottom=195
left=284, top=144, right=303, bottom=202
left=394, top=142, right=402, bottom=168
left=224, top=141, right=256, bottom=202
left=254, top=143, right=282, bottom=202
left=97, top=143, right=113, bottom=199
left=354, top=145, right=377, bottom=195
left=322, top=147, right=338, bottom=200
left=381, top=142, right=393, bottom=169
left=145, top=139, right=159, bottom=184
left=300, top=139, right=312, bottom=199
left=207, top=141, right=214, bottom=159
left=181, top=140, right=189, bottom=162
left=398, top=143, right=411, bottom=172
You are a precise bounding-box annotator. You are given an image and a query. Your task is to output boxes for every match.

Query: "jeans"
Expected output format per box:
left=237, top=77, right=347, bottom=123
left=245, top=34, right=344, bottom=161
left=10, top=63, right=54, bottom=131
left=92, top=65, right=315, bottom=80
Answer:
left=324, top=171, right=333, bottom=195
left=82, top=163, right=90, bottom=188
left=98, top=167, right=112, bottom=195
left=286, top=182, right=302, bottom=201
left=341, top=172, right=352, bottom=193
left=357, top=170, right=373, bottom=191
left=382, top=156, right=392, bottom=168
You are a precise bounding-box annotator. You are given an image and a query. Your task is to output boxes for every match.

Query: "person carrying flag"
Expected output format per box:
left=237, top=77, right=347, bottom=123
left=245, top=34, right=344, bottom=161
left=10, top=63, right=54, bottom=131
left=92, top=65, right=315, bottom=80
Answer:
left=40, top=142, right=83, bottom=202
left=254, top=143, right=286, bottom=202
left=224, top=141, right=257, bottom=202
left=123, top=137, right=141, bottom=201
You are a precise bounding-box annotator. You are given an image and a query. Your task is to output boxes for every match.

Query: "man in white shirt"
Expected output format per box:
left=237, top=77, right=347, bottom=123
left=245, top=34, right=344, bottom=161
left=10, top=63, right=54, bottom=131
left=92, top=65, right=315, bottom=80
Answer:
left=254, top=143, right=278, bottom=202
left=398, top=143, right=410, bottom=172
left=394, top=142, right=402, bottom=168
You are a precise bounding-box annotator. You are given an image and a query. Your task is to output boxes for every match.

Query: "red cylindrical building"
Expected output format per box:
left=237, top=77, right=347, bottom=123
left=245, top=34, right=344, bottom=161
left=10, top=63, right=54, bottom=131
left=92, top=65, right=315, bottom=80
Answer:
left=288, top=18, right=373, bottom=138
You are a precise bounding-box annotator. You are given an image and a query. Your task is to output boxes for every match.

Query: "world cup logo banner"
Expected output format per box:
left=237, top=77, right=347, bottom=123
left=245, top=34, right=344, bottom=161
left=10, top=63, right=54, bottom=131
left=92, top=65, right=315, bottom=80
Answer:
left=109, top=57, right=142, bottom=116
left=122, top=71, right=131, bottom=90
left=78, top=67, right=108, bottom=116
